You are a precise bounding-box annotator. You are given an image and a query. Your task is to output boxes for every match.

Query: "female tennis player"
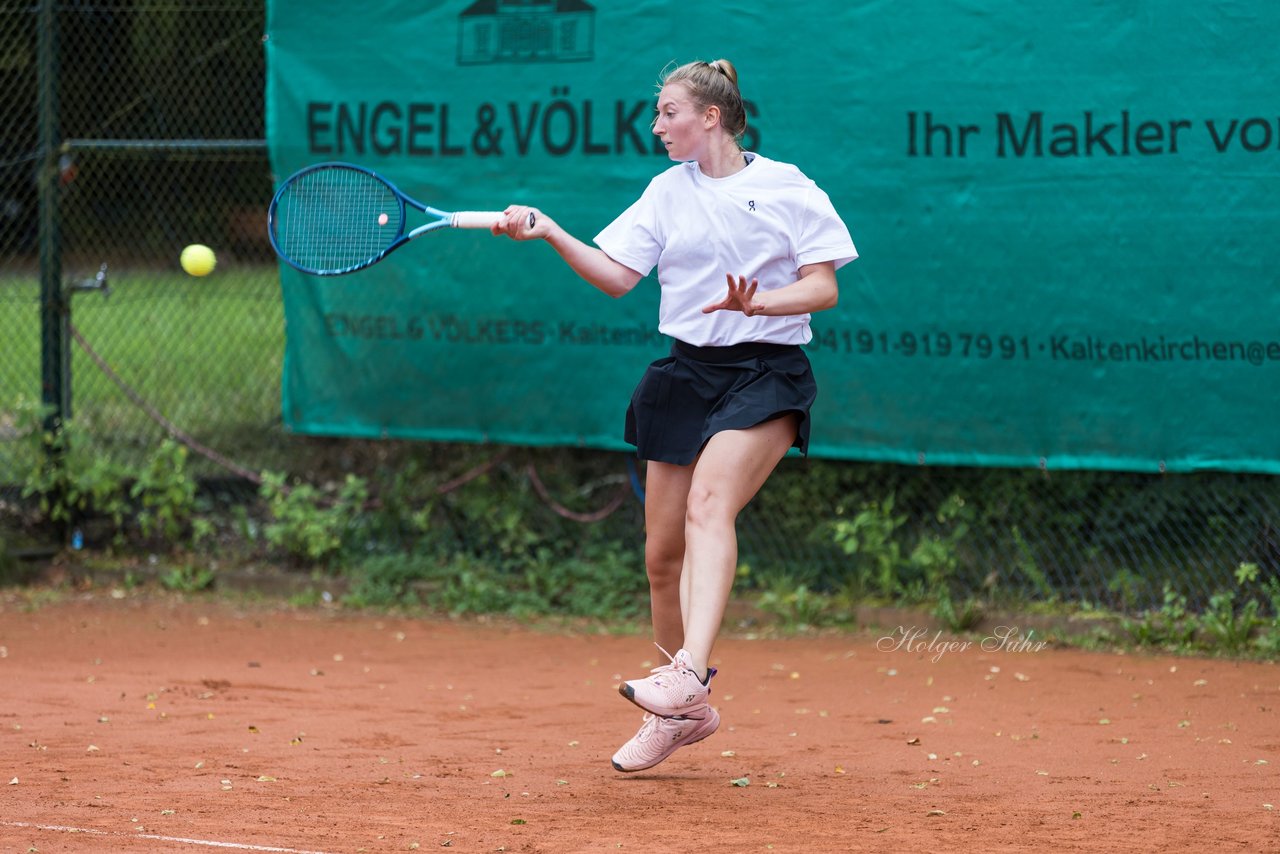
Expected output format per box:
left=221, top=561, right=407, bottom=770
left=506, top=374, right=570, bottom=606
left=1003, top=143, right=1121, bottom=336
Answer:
left=493, top=58, right=857, bottom=772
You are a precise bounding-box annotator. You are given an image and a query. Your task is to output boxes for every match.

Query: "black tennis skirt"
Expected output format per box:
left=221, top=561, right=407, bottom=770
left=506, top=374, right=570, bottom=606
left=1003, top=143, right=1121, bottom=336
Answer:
left=624, top=340, right=818, bottom=465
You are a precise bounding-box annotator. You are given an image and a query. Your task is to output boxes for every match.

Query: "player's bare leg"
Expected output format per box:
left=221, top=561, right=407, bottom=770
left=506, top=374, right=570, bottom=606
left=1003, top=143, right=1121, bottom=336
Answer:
left=679, top=414, right=800, bottom=680
left=619, top=415, right=798, bottom=718
left=612, top=459, right=712, bottom=772
left=641, top=460, right=694, bottom=654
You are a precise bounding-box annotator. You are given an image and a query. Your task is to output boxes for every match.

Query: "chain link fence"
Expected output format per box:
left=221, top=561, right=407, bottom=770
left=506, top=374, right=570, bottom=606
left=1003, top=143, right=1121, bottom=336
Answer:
left=2, top=1, right=1277, bottom=612
left=1, top=0, right=281, bottom=481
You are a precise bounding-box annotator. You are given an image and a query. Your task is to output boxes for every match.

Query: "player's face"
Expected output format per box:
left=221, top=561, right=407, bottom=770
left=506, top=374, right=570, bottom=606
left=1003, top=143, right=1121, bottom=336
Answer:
left=652, top=83, right=710, bottom=162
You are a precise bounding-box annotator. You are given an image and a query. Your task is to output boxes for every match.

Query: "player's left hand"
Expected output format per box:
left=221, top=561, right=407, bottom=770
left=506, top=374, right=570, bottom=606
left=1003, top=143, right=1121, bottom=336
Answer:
left=702, top=273, right=765, bottom=316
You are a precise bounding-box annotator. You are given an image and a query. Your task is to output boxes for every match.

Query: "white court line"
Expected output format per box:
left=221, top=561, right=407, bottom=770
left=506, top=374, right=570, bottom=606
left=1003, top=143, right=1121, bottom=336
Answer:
left=1, top=821, right=332, bottom=853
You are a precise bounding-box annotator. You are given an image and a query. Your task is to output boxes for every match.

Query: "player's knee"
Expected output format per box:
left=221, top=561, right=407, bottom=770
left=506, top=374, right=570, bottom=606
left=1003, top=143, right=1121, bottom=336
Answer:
left=644, top=543, right=682, bottom=588
left=684, top=483, right=732, bottom=533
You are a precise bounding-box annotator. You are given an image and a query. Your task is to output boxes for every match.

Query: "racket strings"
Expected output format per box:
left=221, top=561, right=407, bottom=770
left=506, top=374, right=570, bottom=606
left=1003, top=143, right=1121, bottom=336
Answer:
left=273, top=167, right=403, bottom=273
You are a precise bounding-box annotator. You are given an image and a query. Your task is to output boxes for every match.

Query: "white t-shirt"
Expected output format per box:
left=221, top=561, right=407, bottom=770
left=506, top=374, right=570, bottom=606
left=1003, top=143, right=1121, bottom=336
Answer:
left=594, top=153, right=857, bottom=347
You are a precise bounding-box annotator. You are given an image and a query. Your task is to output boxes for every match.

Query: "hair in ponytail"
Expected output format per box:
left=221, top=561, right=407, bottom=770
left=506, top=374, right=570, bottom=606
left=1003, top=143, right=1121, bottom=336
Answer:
left=661, top=58, right=748, bottom=143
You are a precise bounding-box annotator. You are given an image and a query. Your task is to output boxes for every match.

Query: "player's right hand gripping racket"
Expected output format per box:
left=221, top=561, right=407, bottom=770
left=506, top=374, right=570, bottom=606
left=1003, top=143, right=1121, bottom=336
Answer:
left=267, top=161, right=532, bottom=276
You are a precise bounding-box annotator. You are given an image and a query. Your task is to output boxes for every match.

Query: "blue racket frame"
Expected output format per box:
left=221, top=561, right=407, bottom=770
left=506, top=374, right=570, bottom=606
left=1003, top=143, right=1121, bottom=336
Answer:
left=267, top=161, right=502, bottom=277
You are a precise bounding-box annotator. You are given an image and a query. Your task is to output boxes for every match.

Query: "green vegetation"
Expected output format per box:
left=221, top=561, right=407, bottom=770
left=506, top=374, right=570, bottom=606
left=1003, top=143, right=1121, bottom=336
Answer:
left=5, top=407, right=1279, bottom=659
left=5, top=407, right=651, bottom=621
left=1094, top=562, right=1280, bottom=656
left=260, top=471, right=370, bottom=565
left=158, top=563, right=217, bottom=593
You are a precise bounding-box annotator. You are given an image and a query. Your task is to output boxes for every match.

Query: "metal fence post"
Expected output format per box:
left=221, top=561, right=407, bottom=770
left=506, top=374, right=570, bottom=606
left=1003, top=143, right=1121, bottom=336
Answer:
left=35, top=0, right=69, bottom=542
left=37, top=0, right=67, bottom=437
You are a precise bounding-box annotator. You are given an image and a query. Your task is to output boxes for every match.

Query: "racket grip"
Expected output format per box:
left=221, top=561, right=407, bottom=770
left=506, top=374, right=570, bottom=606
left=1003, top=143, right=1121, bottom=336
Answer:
left=451, top=210, right=538, bottom=230
left=451, top=211, right=504, bottom=229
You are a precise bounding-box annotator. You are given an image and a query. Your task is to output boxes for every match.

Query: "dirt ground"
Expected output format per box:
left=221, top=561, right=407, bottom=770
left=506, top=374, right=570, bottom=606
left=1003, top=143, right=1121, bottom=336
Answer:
left=1, top=591, right=1277, bottom=853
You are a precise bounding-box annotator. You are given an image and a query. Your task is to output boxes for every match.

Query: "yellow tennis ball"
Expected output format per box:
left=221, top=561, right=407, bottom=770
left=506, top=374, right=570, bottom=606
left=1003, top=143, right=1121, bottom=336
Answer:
left=180, top=244, right=216, bottom=277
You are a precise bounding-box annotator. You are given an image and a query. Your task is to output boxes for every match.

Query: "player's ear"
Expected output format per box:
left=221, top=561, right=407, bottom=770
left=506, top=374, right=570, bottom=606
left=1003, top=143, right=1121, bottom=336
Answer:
left=703, top=104, right=721, bottom=130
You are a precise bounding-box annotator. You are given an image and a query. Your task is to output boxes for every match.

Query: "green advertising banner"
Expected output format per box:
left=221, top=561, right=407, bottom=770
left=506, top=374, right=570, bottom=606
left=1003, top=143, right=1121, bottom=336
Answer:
left=265, top=0, right=1280, bottom=473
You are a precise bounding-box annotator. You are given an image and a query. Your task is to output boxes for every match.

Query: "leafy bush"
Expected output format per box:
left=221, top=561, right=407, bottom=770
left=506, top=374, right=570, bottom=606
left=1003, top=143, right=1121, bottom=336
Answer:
left=19, top=406, right=131, bottom=540
left=131, top=440, right=199, bottom=541
left=159, top=563, right=216, bottom=593
left=345, top=553, right=439, bottom=609
left=16, top=401, right=208, bottom=549
left=756, top=575, right=830, bottom=629
left=1120, top=584, right=1197, bottom=649
left=259, top=472, right=369, bottom=565
left=826, top=491, right=972, bottom=604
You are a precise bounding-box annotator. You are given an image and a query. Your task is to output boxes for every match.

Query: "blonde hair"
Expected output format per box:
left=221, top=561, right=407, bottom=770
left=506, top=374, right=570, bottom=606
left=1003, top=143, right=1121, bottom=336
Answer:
left=660, top=58, right=748, bottom=143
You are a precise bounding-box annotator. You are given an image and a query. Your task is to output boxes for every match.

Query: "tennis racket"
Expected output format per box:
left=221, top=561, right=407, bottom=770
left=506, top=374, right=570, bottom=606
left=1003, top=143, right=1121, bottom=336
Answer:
left=267, top=161, right=531, bottom=276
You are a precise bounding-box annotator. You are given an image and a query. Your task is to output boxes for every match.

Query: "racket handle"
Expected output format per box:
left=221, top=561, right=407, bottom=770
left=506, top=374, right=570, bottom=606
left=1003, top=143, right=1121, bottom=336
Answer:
left=451, top=211, right=538, bottom=230
left=452, top=211, right=504, bottom=229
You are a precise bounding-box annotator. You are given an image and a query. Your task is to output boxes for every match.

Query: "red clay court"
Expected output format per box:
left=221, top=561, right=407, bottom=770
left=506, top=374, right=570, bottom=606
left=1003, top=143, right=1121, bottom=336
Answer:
left=1, top=593, right=1277, bottom=852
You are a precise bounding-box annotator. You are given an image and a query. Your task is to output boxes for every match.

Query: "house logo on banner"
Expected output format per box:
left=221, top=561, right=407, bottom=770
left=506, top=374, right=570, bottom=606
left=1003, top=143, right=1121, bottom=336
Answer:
left=458, top=0, right=596, bottom=65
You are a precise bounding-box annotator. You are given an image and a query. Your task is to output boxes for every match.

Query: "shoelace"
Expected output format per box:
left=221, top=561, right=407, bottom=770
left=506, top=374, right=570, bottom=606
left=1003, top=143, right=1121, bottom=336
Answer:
left=644, top=643, right=687, bottom=684
left=651, top=643, right=677, bottom=668
left=644, top=644, right=714, bottom=687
